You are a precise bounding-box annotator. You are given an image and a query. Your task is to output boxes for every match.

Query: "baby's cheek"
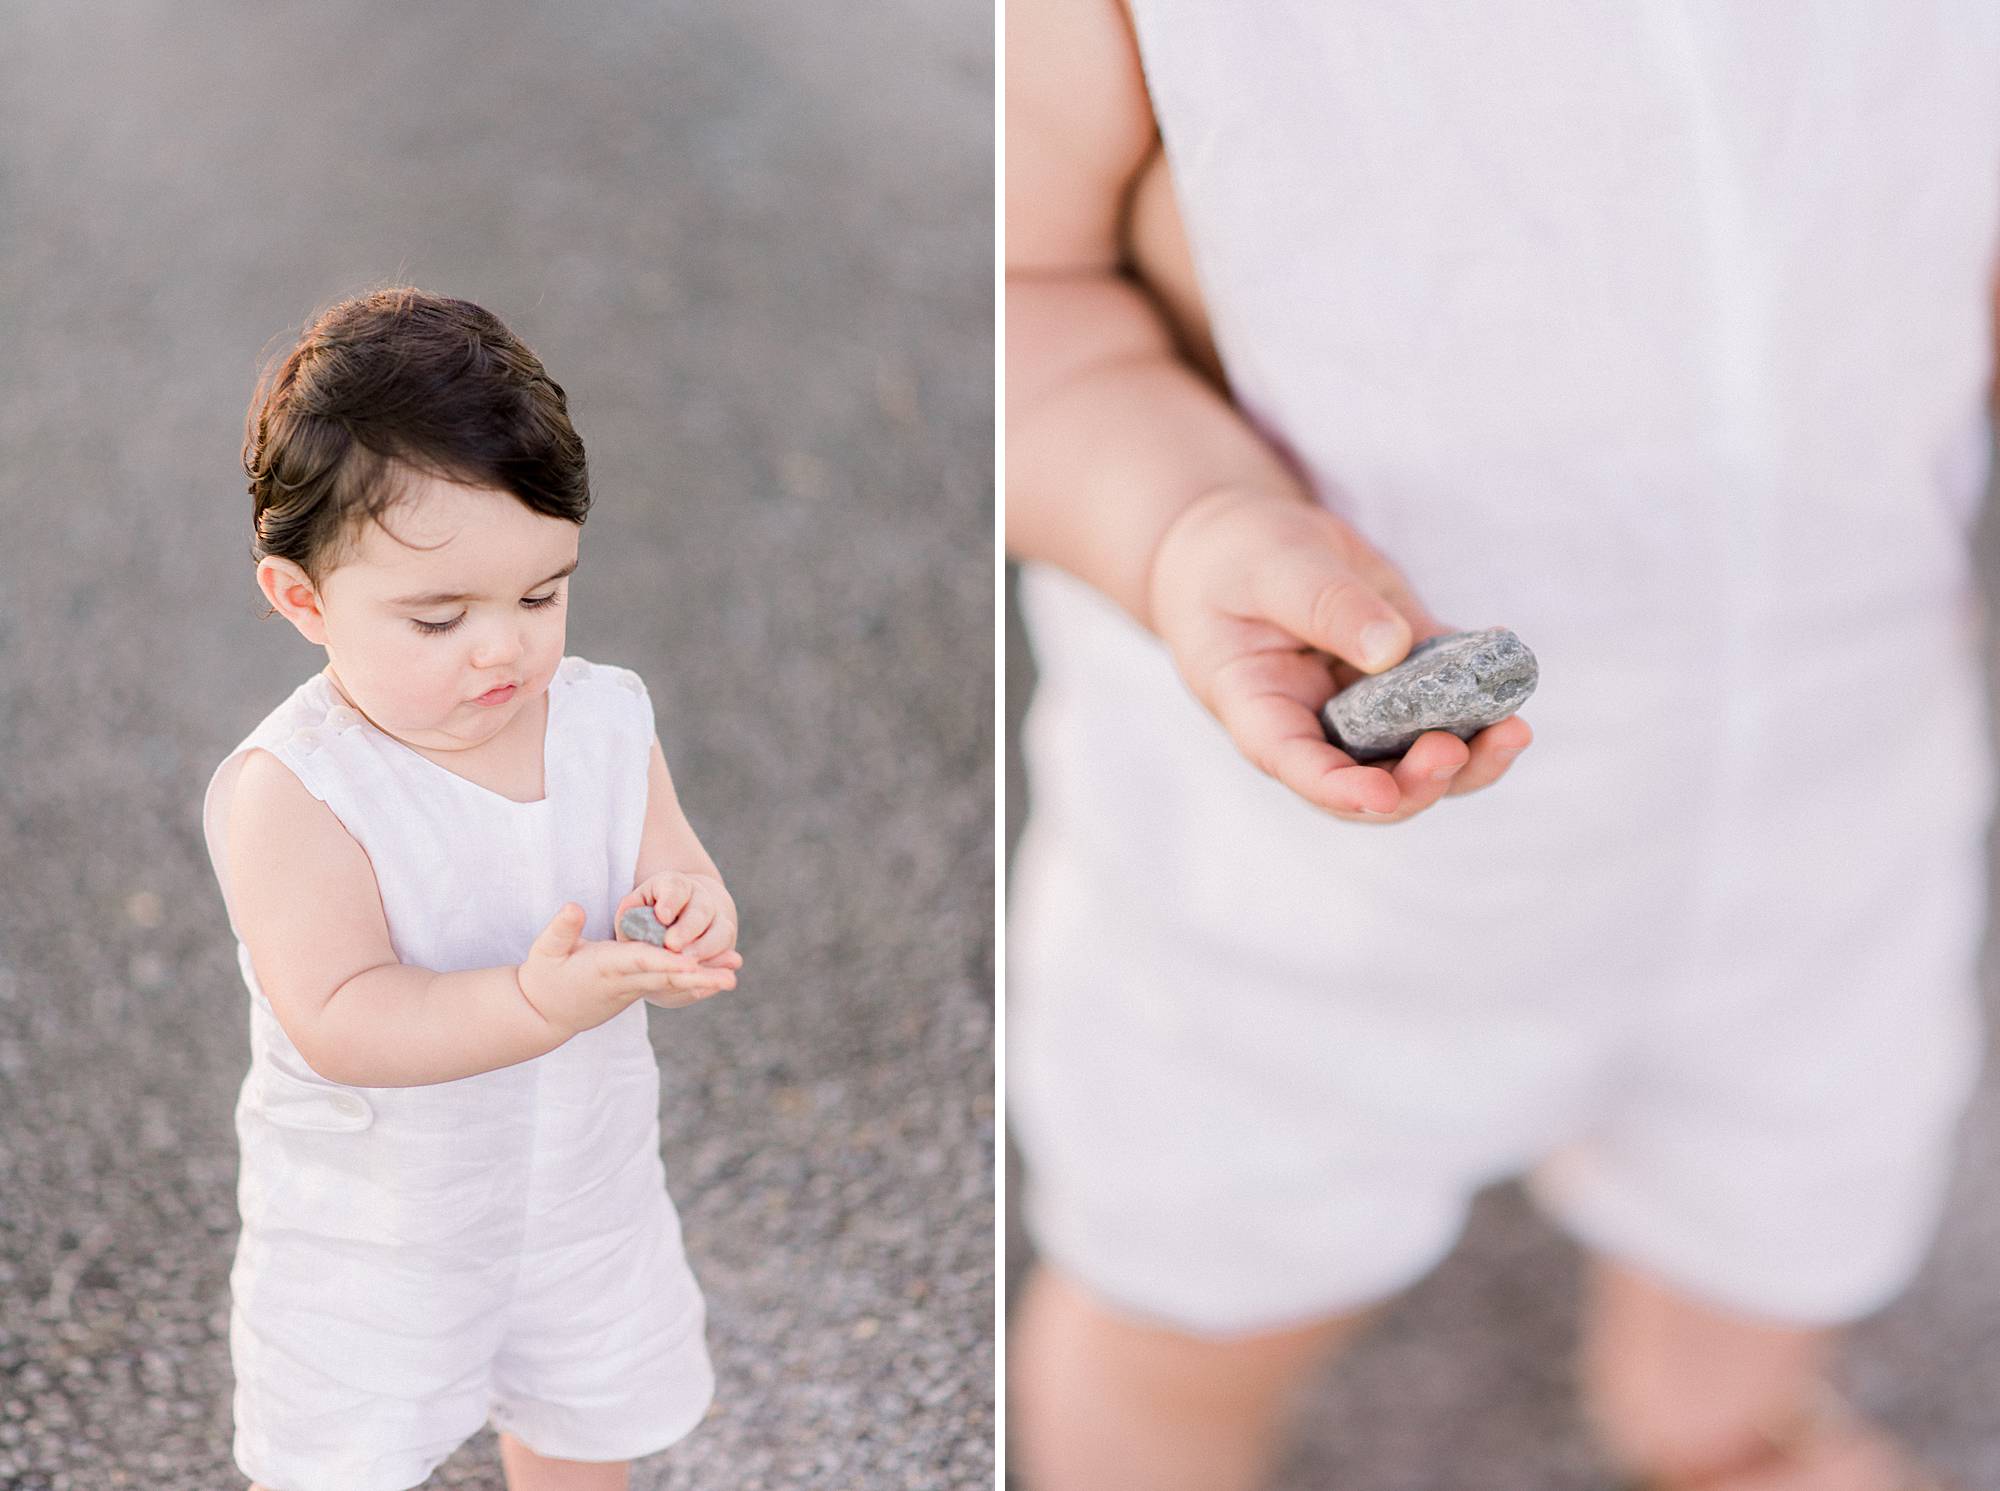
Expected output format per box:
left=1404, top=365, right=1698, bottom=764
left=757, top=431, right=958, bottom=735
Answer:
left=535, top=634, right=566, bottom=681
left=397, top=664, right=468, bottom=730
left=412, top=665, right=464, bottom=723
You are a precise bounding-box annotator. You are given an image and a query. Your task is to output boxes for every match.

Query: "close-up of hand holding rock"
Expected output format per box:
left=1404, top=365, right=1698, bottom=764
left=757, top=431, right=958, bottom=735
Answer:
left=1143, top=483, right=1535, bottom=824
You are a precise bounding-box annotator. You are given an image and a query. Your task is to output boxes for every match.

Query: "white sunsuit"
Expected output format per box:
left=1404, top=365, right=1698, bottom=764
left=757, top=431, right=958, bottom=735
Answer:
left=201, top=655, right=711, bottom=1491
left=1010, top=2, right=2000, bottom=1334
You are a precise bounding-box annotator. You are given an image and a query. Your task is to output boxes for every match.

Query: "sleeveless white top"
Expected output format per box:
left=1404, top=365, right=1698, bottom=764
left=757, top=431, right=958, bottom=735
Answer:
left=200, top=655, right=703, bottom=1347
left=1112, top=1, right=2000, bottom=636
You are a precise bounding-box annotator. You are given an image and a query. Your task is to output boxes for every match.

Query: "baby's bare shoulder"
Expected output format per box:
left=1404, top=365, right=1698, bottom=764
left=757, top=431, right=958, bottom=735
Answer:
left=224, top=747, right=345, bottom=881
left=226, top=747, right=397, bottom=1024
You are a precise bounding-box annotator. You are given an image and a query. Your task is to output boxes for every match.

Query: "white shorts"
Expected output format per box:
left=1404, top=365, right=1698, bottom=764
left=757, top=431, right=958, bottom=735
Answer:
left=229, top=1009, right=712, bottom=1491
left=1009, top=567, right=1993, bottom=1336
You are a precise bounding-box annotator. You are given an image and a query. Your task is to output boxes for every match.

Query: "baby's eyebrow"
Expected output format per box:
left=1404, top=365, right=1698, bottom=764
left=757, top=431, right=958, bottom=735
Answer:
left=387, top=559, right=579, bottom=608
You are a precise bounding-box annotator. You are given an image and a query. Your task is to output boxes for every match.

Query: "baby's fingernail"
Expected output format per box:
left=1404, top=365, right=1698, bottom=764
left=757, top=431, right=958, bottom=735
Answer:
left=1359, top=621, right=1403, bottom=671
left=1429, top=765, right=1458, bottom=782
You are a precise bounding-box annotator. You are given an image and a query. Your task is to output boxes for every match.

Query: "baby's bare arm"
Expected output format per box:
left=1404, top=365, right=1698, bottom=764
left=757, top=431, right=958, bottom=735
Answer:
left=225, top=750, right=566, bottom=1086
left=1007, top=0, right=1311, bottom=628
left=614, top=734, right=741, bottom=997
left=628, top=735, right=725, bottom=891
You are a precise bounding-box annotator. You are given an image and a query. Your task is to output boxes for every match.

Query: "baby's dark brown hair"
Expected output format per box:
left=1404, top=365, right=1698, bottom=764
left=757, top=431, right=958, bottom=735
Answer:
left=243, top=288, right=590, bottom=591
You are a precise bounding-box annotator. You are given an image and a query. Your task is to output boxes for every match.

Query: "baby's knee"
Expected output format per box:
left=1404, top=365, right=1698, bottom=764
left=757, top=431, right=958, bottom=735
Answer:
left=496, top=1429, right=631, bottom=1491
left=1016, top=1264, right=1363, bottom=1416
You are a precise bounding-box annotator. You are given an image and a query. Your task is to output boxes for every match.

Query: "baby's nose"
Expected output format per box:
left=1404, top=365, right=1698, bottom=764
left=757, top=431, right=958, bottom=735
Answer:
left=469, top=631, right=526, bottom=668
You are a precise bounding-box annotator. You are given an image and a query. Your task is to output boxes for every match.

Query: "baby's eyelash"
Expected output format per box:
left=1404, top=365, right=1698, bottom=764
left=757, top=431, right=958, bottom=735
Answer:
left=410, top=593, right=564, bottom=637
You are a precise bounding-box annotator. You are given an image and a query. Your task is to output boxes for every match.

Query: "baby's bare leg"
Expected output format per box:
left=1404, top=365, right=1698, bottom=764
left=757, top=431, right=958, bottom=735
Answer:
left=1579, top=1254, right=1909, bottom=1486
left=250, top=1440, right=631, bottom=1491
left=497, top=1433, right=629, bottom=1491
left=1010, top=1263, right=1368, bottom=1491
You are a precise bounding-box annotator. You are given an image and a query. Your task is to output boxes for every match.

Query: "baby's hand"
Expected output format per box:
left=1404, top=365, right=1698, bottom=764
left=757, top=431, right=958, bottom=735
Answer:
left=1145, top=485, right=1532, bottom=823
left=516, top=903, right=734, bottom=1036
left=616, top=872, right=740, bottom=965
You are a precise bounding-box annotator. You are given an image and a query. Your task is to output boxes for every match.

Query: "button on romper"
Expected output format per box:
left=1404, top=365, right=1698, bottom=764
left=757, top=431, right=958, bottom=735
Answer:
left=1011, top=2, right=2000, bottom=1334
left=202, top=655, right=712, bottom=1491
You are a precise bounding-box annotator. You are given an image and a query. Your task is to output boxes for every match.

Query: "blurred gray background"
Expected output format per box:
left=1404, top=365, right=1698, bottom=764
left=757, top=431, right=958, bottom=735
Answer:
left=0, top=3, right=991, bottom=1488
left=1004, top=483, right=2000, bottom=1488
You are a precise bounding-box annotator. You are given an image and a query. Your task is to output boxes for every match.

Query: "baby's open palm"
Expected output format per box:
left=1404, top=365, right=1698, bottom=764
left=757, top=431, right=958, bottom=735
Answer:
left=518, top=903, right=735, bottom=1033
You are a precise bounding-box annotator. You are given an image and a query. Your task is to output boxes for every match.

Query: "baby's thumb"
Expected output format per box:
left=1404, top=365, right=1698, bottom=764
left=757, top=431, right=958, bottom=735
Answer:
left=531, top=902, right=586, bottom=957
left=1260, top=547, right=1411, bottom=674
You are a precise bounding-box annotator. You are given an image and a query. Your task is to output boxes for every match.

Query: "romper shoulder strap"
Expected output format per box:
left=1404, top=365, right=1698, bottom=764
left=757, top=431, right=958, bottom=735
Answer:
left=554, top=654, right=656, bottom=754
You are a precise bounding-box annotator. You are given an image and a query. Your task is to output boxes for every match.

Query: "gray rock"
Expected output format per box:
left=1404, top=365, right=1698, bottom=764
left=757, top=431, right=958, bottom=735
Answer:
left=1320, top=627, right=1538, bottom=763
left=617, top=905, right=670, bottom=946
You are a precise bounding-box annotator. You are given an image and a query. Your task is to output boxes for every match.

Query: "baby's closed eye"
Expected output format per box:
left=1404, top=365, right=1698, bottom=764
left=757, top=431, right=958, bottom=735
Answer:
left=410, top=592, right=563, bottom=637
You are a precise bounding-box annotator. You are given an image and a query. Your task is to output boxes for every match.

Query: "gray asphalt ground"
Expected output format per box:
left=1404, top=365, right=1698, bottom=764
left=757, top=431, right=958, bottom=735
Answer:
left=0, top=4, right=992, bottom=1488
left=1004, top=489, right=2000, bottom=1487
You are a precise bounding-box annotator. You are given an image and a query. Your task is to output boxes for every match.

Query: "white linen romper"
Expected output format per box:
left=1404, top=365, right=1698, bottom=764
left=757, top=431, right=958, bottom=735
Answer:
left=201, top=655, right=712, bottom=1491
left=1011, top=2, right=2000, bottom=1334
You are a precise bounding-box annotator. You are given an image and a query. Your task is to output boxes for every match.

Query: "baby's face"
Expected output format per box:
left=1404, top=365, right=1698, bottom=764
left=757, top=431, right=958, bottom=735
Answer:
left=284, top=471, right=579, bottom=754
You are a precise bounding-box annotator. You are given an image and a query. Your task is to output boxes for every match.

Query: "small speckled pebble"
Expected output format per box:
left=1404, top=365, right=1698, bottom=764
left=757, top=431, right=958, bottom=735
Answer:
left=1321, top=626, right=1538, bottom=763
left=618, top=905, right=669, bottom=946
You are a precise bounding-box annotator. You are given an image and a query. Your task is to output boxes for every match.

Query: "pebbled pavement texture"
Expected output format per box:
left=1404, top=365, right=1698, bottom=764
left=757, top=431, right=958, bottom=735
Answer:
left=0, top=3, right=993, bottom=1488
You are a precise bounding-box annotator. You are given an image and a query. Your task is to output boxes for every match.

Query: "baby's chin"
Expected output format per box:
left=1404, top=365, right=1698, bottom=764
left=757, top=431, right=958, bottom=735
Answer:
left=455, top=690, right=531, bottom=727
left=381, top=696, right=527, bottom=750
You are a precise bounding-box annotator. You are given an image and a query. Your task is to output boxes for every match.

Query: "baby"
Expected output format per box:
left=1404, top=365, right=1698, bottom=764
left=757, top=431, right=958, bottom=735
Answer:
left=200, top=288, right=743, bottom=1491
left=1008, top=3, right=1996, bottom=1490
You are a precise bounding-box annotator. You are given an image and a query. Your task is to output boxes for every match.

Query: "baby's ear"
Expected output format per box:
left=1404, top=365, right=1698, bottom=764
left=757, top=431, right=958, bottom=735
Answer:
left=256, top=557, right=328, bottom=643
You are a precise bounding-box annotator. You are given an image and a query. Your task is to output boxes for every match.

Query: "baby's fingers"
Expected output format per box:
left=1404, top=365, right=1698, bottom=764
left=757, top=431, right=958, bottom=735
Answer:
left=1210, top=651, right=1399, bottom=816
left=1251, top=545, right=1412, bottom=675
left=643, top=968, right=736, bottom=1010
left=681, top=917, right=737, bottom=962
left=659, top=900, right=716, bottom=953
left=642, top=875, right=697, bottom=928
left=1215, top=687, right=1399, bottom=816
left=616, top=944, right=702, bottom=979
left=1368, top=731, right=1473, bottom=822
left=1444, top=716, right=1533, bottom=797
